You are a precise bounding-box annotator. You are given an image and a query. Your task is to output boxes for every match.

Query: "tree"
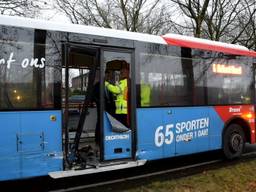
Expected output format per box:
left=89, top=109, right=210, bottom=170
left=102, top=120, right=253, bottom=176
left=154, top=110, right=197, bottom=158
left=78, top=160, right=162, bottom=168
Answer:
left=228, top=0, right=256, bottom=50
left=55, top=0, right=174, bottom=34
left=0, top=0, right=47, bottom=17
left=169, top=0, right=256, bottom=49
left=169, top=0, right=210, bottom=37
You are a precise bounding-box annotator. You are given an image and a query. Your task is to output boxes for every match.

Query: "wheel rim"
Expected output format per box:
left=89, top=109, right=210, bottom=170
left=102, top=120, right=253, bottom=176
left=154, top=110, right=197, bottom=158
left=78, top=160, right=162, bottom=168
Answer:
left=230, top=133, right=243, bottom=153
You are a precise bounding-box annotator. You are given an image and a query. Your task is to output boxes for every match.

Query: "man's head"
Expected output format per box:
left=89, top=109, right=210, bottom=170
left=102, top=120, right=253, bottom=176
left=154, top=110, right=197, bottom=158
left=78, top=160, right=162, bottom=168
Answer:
left=120, top=60, right=129, bottom=79
left=120, top=67, right=129, bottom=79
left=106, top=69, right=117, bottom=84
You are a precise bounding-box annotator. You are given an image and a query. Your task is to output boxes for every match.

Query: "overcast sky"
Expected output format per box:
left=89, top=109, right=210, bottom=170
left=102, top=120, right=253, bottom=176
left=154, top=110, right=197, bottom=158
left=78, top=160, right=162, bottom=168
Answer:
left=39, top=2, right=70, bottom=23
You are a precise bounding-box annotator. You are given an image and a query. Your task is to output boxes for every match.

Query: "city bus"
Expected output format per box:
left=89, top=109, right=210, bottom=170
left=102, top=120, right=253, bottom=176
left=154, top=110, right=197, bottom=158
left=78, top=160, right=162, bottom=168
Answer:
left=0, top=15, right=256, bottom=181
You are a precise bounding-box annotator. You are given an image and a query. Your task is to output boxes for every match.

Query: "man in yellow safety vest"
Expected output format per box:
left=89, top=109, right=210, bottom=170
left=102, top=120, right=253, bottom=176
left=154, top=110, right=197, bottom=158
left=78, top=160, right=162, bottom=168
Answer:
left=105, top=65, right=129, bottom=127
left=140, top=83, right=151, bottom=107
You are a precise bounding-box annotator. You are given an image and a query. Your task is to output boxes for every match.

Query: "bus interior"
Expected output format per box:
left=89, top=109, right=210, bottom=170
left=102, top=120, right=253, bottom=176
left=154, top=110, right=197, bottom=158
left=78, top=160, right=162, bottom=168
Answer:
left=62, top=45, right=133, bottom=169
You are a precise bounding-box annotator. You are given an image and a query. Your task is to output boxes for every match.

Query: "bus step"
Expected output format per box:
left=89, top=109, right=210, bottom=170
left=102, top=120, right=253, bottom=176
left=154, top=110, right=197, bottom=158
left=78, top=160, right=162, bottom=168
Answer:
left=49, top=160, right=147, bottom=179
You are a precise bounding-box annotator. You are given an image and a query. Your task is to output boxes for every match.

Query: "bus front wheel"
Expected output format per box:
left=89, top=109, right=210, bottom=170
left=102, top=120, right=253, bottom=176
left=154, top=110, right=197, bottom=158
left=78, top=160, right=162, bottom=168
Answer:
left=223, top=124, right=245, bottom=160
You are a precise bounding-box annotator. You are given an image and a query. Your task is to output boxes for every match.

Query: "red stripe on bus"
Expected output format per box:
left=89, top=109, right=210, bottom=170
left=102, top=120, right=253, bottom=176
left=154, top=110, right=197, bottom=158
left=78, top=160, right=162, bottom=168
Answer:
left=162, top=36, right=256, bottom=57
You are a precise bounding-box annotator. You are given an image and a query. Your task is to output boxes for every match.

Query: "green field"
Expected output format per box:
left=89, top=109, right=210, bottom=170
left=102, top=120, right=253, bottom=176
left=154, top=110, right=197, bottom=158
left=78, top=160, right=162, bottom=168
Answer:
left=121, top=159, right=256, bottom=192
left=86, top=157, right=256, bottom=192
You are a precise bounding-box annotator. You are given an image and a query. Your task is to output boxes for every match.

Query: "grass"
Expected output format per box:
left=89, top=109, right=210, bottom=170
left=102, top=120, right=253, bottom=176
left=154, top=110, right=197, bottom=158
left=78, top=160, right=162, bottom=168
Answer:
left=121, top=159, right=256, bottom=192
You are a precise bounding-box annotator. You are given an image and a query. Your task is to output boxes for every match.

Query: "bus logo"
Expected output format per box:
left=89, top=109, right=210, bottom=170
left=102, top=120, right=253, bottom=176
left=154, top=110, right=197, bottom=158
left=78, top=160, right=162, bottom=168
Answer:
left=229, top=107, right=241, bottom=113
left=105, top=134, right=129, bottom=141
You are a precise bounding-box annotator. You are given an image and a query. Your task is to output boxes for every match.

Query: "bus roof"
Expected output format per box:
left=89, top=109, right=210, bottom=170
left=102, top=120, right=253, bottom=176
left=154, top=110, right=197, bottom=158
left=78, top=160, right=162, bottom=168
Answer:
left=0, top=15, right=166, bottom=44
left=0, top=15, right=256, bottom=57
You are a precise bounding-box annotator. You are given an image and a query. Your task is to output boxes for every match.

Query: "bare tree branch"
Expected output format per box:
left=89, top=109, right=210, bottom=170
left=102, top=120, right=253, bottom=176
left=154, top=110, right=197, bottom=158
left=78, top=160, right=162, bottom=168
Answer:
left=0, top=0, right=48, bottom=17
left=169, top=0, right=256, bottom=50
left=55, top=0, right=175, bottom=34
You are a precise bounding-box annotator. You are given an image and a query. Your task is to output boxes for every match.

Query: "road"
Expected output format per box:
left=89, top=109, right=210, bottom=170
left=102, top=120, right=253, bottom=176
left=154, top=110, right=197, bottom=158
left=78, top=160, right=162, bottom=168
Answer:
left=1, top=144, right=256, bottom=192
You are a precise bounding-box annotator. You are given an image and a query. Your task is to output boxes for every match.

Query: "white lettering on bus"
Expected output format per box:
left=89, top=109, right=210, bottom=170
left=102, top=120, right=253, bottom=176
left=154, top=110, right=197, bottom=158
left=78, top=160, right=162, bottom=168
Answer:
left=40, top=58, right=45, bottom=68
left=176, top=118, right=209, bottom=134
left=229, top=107, right=241, bottom=113
left=6, top=52, right=15, bottom=69
left=0, top=58, right=5, bottom=65
left=30, top=58, right=39, bottom=67
left=0, top=52, right=45, bottom=69
left=22, top=57, right=45, bottom=69
left=154, top=117, right=210, bottom=147
left=176, top=132, right=193, bottom=142
left=21, top=58, right=29, bottom=68
left=105, top=134, right=129, bottom=141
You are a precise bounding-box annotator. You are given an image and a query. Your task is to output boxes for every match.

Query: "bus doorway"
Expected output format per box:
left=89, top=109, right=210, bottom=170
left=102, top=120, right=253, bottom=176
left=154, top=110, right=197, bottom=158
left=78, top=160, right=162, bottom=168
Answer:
left=62, top=45, right=134, bottom=169
left=62, top=45, right=100, bottom=167
left=101, top=50, right=133, bottom=160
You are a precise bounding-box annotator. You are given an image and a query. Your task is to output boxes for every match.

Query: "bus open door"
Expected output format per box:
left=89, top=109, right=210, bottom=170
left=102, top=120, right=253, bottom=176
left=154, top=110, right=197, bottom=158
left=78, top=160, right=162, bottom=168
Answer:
left=101, top=50, right=133, bottom=161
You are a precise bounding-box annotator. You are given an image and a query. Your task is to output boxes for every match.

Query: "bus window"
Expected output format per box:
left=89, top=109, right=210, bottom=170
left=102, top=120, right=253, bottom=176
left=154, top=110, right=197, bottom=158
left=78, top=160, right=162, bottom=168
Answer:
left=0, top=27, right=61, bottom=110
left=206, top=58, right=253, bottom=105
left=103, top=51, right=131, bottom=128
left=138, top=52, right=192, bottom=107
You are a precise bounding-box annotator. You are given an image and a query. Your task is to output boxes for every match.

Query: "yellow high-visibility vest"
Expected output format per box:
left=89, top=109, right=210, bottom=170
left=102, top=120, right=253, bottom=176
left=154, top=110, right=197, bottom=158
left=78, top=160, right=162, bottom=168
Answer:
left=105, top=79, right=128, bottom=114
left=141, top=84, right=151, bottom=107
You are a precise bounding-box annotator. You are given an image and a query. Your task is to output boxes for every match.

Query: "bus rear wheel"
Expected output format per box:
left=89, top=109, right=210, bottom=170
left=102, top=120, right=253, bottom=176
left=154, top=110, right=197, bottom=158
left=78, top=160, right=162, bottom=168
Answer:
left=223, top=124, right=245, bottom=160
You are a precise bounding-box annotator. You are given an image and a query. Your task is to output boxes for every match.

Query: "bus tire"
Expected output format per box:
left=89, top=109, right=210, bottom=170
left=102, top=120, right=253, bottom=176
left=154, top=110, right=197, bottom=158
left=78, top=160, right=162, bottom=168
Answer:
left=223, top=124, right=245, bottom=160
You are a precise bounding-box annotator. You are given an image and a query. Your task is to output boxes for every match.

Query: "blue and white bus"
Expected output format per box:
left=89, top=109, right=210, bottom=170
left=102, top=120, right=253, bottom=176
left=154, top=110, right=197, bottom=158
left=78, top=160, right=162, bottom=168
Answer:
left=0, top=15, right=256, bottom=181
